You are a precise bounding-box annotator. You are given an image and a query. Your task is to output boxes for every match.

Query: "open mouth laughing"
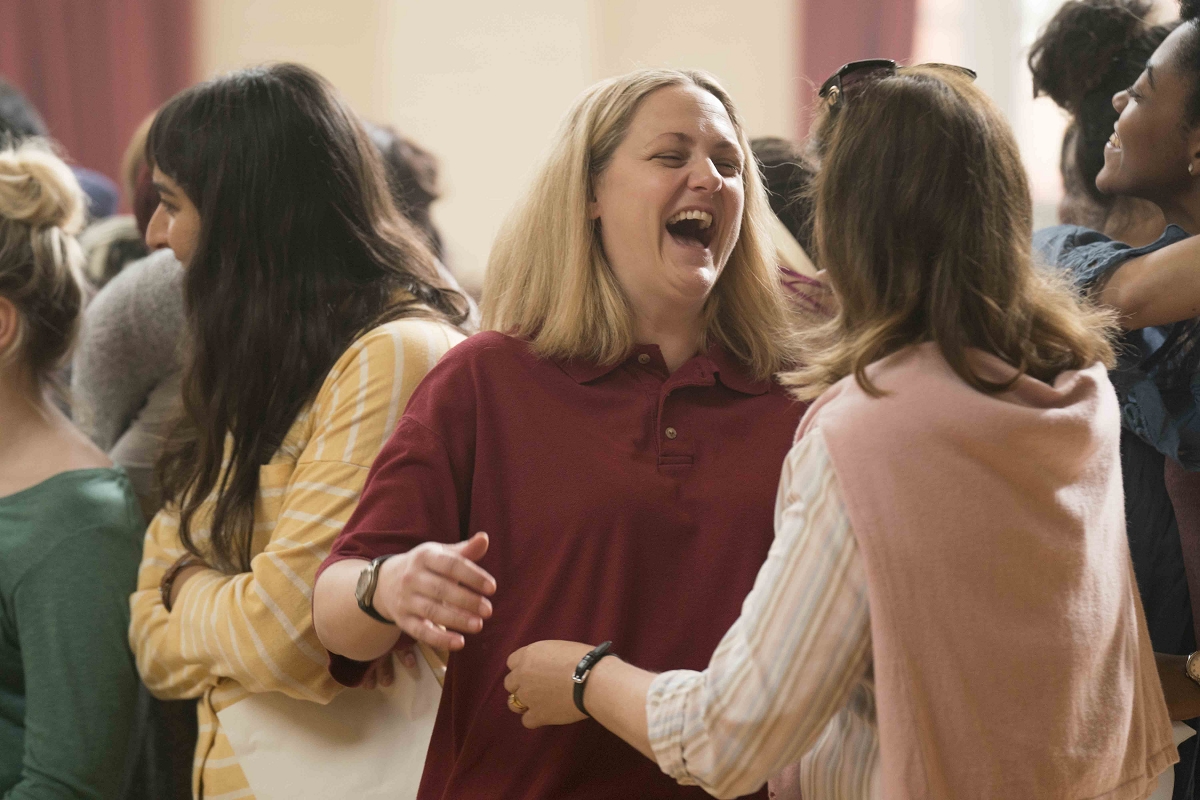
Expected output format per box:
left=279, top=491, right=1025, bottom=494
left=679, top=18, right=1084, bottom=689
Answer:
left=665, top=208, right=716, bottom=249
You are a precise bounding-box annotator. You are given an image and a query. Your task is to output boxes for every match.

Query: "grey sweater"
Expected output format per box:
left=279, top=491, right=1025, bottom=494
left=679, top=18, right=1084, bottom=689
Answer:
left=71, top=248, right=184, bottom=514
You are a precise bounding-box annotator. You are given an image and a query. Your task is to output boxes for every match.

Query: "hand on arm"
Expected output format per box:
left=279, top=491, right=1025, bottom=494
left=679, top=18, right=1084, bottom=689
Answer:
left=313, top=531, right=496, bottom=661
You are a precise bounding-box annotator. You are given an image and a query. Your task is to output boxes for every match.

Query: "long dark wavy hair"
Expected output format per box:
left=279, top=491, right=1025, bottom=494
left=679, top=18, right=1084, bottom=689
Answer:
left=150, top=63, right=468, bottom=573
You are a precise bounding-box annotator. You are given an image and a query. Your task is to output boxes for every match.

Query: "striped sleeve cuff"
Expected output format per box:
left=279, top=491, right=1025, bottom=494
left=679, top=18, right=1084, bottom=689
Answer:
left=647, top=668, right=704, bottom=785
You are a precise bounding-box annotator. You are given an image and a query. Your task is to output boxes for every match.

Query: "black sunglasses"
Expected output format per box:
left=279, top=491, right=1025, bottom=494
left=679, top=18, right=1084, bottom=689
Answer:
left=818, top=59, right=978, bottom=108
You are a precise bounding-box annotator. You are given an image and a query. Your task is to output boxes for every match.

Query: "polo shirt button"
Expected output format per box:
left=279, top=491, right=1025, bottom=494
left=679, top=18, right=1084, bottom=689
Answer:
left=665, top=427, right=677, bottom=439
left=638, top=353, right=651, bottom=365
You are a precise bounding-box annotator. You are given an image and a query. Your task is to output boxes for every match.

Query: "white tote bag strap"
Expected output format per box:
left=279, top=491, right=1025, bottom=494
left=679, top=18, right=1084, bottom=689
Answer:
left=217, top=647, right=442, bottom=800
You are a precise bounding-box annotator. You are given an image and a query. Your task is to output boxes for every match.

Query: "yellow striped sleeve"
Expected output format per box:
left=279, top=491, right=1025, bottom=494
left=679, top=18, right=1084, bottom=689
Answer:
left=129, top=318, right=466, bottom=702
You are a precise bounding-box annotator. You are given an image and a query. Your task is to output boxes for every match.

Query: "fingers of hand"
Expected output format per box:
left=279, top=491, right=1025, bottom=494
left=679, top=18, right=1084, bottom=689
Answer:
left=521, top=711, right=542, bottom=729
left=506, top=692, right=528, bottom=715
left=426, top=546, right=496, bottom=596
left=397, top=646, right=418, bottom=670
left=503, top=670, right=519, bottom=693
left=451, top=531, right=491, bottom=564
left=396, top=616, right=466, bottom=651
left=506, top=647, right=526, bottom=671
left=409, top=592, right=484, bottom=634
left=415, top=571, right=491, bottom=621
left=378, top=654, right=395, bottom=687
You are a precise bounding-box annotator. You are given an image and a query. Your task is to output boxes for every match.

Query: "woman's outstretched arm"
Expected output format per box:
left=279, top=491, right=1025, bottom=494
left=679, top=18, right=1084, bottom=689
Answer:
left=1098, top=234, right=1200, bottom=329
left=506, top=428, right=871, bottom=798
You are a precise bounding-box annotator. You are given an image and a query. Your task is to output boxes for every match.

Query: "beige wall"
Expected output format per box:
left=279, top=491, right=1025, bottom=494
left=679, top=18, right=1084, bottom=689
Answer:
left=196, top=0, right=798, bottom=292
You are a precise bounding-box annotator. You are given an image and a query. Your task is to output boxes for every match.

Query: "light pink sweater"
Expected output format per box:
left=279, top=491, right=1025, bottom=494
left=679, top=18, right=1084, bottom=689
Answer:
left=792, top=342, right=1176, bottom=799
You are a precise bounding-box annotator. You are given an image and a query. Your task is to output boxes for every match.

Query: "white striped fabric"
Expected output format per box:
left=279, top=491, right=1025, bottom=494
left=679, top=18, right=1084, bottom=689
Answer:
left=646, top=427, right=878, bottom=800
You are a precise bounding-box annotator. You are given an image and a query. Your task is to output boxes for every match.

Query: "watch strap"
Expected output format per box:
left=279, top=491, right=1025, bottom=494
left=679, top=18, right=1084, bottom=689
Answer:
left=572, top=640, right=614, bottom=717
left=356, top=555, right=395, bottom=624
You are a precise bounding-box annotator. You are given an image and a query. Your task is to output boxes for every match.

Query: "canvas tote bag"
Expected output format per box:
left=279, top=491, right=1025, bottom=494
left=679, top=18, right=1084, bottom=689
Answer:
left=217, top=644, right=444, bottom=799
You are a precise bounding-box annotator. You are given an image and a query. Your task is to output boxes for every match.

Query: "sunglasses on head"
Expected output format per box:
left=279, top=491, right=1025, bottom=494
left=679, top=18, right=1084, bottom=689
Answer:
left=818, top=59, right=978, bottom=108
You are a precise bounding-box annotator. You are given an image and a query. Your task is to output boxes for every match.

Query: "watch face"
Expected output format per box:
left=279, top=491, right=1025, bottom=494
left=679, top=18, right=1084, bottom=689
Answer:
left=355, top=565, right=372, bottom=602
left=1189, top=654, right=1200, bottom=683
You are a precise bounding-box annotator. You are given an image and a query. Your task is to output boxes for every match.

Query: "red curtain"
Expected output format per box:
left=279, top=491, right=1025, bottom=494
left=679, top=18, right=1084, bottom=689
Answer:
left=797, top=0, right=918, bottom=136
left=0, top=0, right=193, bottom=200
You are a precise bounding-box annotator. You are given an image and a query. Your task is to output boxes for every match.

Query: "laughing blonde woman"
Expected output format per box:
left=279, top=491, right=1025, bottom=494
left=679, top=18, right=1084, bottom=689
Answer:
left=313, top=69, right=803, bottom=799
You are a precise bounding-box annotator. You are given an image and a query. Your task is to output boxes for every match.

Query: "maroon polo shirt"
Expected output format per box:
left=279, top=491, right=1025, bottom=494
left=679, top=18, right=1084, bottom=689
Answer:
left=320, top=331, right=803, bottom=800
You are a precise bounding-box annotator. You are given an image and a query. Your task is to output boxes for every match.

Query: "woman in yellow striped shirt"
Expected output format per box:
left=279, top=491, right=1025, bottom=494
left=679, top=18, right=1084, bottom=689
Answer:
left=127, top=63, right=470, bottom=798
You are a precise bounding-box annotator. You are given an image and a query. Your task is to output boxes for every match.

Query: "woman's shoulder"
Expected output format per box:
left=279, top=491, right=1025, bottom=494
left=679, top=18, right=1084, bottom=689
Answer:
left=0, top=468, right=143, bottom=587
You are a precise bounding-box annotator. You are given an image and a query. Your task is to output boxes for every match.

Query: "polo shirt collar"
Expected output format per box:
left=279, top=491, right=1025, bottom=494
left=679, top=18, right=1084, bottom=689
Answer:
left=705, top=344, right=772, bottom=395
left=556, top=344, right=772, bottom=395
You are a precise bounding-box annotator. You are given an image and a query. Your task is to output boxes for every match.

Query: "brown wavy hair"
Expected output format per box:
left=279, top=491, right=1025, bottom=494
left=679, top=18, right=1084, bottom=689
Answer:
left=151, top=64, right=469, bottom=573
left=783, top=66, right=1116, bottom=399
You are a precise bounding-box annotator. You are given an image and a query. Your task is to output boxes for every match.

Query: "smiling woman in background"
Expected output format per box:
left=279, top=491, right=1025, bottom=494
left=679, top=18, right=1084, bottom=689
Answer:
left=0, top=141, right=142, bottom=799
left=313, top=68, right=803, bottom=799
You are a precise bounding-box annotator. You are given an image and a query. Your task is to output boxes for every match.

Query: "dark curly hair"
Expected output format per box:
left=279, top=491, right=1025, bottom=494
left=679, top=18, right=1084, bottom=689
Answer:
left=1177, top=1, right=1200, bottom=126
left=1029, top=0, right=1174, bottom=207
left=751, top=136, right=816, bottom=255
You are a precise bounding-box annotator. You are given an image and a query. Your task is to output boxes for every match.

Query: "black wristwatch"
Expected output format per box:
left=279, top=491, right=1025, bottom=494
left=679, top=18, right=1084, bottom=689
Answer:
left=573, top=641, right=615, bottom=717
left=355, top=555, right=395, bottom=624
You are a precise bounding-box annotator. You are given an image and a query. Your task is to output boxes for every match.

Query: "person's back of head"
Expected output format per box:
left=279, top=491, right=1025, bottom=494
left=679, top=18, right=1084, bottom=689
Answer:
left=0, top=140, right=85, bottom=394
left=1029, top=0, right=1174, bottom=229
left=789, top=66, right=1115, bottom=399
left=751, top=136, right=816, bottom=255
left=363, top=121, right=444, bottom=260
left=0, top=78, right=49, bottom=142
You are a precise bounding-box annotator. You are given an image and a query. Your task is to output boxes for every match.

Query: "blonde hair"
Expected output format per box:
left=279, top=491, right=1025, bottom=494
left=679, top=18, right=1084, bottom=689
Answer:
left=0, top=139, right=86, bottom=384
left=784, top=66, right=1115, bottom=399
left=482, top=68, right=797, bottom=381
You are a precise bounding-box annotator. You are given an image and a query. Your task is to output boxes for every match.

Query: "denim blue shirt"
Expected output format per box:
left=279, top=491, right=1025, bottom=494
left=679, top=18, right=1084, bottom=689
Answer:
left=1037, top=224, right=1198, bottom=800
left=1035, top=223, right=1200, bottom=467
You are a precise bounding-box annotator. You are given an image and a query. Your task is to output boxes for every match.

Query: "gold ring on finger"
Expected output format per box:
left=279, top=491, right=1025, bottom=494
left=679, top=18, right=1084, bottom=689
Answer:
left=508, top=692, right=529, bottom=713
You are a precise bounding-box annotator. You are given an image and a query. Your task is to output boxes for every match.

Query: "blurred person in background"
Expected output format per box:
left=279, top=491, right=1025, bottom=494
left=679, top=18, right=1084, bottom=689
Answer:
left=506, top=63, right=1174, bottom=800
left=0, top=77, right=119, bottom=221
left=1029, top=0, right=1172, bottom=247
left=77, top=112, right=158, bottom=290
left=0, top=140, right=143, bottom=799
left=365, top=122, right=445, bottom=262
left=313, top=67, right=803, bottom=799
left=751, top=136, right=832, bottom=324
left=126, top=63, right=470, bottom=799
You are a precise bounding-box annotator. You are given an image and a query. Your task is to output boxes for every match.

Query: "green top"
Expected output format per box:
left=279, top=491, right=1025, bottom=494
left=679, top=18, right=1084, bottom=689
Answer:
left=0, top=468, right=144, bottom=799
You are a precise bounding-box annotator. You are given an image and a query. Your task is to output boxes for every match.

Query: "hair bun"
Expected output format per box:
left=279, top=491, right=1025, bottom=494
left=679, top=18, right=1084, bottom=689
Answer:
left=1029, top=0, right=1154, bottom=114
left=0, top=140, right=85, bottom=233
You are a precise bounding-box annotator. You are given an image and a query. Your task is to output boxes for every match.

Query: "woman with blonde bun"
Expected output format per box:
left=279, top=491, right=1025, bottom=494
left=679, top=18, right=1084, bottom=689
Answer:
left=0, top=141, right=143, bottom=797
